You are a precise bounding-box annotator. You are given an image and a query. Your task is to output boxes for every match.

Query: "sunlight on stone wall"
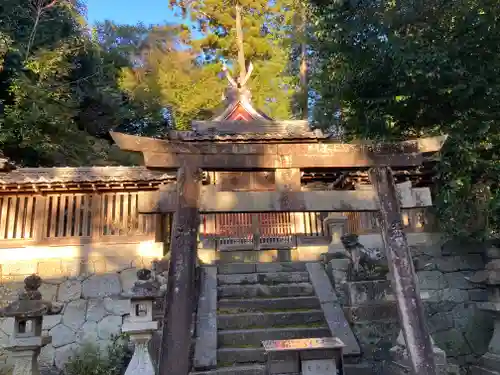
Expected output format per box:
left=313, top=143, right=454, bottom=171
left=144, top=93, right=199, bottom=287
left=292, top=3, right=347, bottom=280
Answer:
left=0, top=241, right=164, bottom=373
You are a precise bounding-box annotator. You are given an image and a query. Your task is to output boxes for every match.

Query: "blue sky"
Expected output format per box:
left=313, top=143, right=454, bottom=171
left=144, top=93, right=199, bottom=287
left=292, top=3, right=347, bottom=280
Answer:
left=85, top=0, right=188, bottom=26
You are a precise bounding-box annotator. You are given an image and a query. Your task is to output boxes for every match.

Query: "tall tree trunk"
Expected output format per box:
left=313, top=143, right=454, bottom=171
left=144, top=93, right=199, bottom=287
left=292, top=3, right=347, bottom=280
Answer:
left=299, top=4, right=308, bottom=120
left=235, top=3, right=247, bottom=85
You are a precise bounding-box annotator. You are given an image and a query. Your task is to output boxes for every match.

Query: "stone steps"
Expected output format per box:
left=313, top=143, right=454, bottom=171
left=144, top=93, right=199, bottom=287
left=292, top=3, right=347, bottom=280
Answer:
left=218, top=347, right=266, bottom=364
left=217, top=310, right=325, bottom=330
left=218, top=249, right=293, bottom=264
left=217, top=271, right=310, bottom=285
left=218, top=283, right=315, bottom=298
left=217, top=262, right=307, bottom=275
left=191, top=364, right=266, bottom=375
left=191, top=363, right=375, bottom=375
left=192, top=261, right=341, bottom=375
left=218, top=296, right=321, bottom=313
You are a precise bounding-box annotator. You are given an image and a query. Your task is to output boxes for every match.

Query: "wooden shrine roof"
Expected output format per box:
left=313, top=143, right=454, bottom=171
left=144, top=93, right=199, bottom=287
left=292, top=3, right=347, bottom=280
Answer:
left=0, top=166, right=175, bottom=185
left=166, top=130, right=326, bottom=142
left=188, top=120, right=322, bottom=141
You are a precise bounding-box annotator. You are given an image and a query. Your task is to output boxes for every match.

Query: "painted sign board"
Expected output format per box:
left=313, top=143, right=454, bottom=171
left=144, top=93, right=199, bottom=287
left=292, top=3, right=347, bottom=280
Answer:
left=262, top=337, right=345, bottom=352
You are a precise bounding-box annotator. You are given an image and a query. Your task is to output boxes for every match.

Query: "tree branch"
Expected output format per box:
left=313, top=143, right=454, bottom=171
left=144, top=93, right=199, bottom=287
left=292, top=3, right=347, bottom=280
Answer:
left=25, top=0, right=62, bottom=61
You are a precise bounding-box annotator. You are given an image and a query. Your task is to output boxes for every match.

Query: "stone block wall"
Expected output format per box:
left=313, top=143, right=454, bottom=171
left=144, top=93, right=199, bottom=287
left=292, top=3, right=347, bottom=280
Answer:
left=326, top=233, right=493, bottom=373
left=342, top=280, right=400, bottom=365
left=0, top=241, right=164, bottom=374
left=413, top=239, right=493, bottom=371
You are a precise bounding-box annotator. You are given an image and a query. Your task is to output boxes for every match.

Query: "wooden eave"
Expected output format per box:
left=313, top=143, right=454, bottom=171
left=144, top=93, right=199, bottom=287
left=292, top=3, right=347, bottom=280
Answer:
left=189, top=120, right=316, bottom=139
left=110, top=131, right=447, bottom=170
left=0, top=166, right=176, bottom=193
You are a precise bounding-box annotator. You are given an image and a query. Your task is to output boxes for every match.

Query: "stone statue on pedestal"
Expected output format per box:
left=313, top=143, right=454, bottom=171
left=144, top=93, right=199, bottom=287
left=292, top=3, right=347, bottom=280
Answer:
left=340, top=233, right=388, bottom=281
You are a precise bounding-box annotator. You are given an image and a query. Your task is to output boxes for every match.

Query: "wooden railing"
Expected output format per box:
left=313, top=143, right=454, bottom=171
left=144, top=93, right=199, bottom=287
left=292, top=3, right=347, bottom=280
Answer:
left=205, top=208, right=437, bottom=246
left=0, top=192, right=159, bottom=246
left=215, top=213, right=295, bottom=249
left=0, top=190, right=437, bottom=248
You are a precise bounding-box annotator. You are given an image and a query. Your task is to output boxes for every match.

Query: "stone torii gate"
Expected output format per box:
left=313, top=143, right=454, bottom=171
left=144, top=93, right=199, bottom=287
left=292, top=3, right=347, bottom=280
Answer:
left=111, top=127, right=445, bottom=375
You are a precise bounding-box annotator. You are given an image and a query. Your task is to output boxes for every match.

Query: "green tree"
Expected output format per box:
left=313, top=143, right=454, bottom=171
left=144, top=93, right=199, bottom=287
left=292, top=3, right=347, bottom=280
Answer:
left=117, top=24, right=224, bottom=130
left=0, top=1, right=146, bottom=166
left=310, top=0, right=500, bottom=240
left=168, top=0, right=299, bottom=119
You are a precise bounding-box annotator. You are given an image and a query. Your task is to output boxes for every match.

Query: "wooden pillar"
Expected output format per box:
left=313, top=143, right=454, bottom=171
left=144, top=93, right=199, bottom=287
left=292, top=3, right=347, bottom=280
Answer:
left=276, top=168, right=301, bottom=244
left=368, top=166, right=437, bottom=375
left=159, top=162, right=202, bottom=375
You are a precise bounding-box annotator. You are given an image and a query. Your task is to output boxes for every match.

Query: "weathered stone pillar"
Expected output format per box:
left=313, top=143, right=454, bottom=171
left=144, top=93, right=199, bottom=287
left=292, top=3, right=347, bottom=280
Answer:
left=159, top=162, right=202, bottom=375
left=0, top=274, right=61, bottom=375
left=369, top=167, right=437, bottom=375
left=387, top=331, right=451, bottom=375
left=323, top=213, right=348, bottom=256
left=122, top=268, right=160, bottom=375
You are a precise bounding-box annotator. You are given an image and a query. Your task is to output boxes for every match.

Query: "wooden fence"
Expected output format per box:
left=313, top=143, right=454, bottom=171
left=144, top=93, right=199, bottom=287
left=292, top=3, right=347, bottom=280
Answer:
left=208, top=208, right=436, bottom=239
left=0, top=192, right=161, bottom=246
left=0, top=191, right=437, bottom=247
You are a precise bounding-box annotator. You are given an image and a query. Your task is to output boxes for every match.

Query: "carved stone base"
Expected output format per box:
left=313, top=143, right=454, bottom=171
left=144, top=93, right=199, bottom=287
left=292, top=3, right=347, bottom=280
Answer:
left=386, top=331, right=448, bottom=375
left=10, top=349, right=40, bottom=375
left=125, top=333, right=156, bottom=375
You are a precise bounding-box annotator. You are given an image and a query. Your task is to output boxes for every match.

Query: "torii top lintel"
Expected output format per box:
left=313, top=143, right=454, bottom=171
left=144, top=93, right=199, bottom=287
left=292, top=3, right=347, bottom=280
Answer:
left=109, top=131, right=447, bottom=171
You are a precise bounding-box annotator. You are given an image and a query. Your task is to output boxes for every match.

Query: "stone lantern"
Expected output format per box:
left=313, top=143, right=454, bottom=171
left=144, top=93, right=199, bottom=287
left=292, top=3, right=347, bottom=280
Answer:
left=121, top=268, right=160, bottom=375
left=323, top=213, right=348, bottom=256
left=0, top=274, right=62, bottom=375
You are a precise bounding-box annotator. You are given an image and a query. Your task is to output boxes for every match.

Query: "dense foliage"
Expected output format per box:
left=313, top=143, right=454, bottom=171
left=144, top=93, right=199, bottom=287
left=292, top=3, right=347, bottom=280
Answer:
left=0, top=0, right=151, bottom=166
left=64, top=334, right=133, bottom=375
left=0, top=0, right=305, bottom=164
left=310, top=0, right=500, bottom=240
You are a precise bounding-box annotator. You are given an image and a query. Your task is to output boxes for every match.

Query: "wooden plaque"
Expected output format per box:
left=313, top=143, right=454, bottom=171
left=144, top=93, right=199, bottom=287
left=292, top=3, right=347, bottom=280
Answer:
left=262, top=337, right=345, bottom=352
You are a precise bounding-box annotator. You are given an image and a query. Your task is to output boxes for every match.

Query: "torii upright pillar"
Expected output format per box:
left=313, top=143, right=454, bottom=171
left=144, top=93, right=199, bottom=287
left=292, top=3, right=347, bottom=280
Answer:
left=159, top=161, right=202, bottom=375
left=369, top=166, right=437, bottom=375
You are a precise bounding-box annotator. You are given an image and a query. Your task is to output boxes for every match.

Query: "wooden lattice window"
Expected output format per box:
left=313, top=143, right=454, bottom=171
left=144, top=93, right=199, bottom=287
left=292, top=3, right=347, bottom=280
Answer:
left=101, top=192, right=155, bottom=237
left=45, top=194, right=93, bottom=238
left=0, top=195, right=37, bottom=240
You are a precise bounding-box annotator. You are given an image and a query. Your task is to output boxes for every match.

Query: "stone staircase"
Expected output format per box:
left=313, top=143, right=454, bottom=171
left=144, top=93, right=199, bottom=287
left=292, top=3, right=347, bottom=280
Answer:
left=192, top=261, right=330, bottom=375
left=191, top=261, right=376, bottom=375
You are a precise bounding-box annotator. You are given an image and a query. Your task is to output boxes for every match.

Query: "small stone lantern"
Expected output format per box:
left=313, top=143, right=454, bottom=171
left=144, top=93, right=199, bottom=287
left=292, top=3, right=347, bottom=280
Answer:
left=323, top=213, right=348, bottom=256
left=122, top=268, right=160, bottom=375
left=0, top=274, right=61, bottom=375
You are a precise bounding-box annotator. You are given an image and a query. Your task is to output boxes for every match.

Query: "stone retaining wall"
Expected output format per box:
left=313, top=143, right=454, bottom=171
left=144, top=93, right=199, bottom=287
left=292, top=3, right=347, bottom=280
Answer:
left=414, top=239, right=492, bottom=370
left=326, top=234, right=493, bottom=372
left=0, top=249, right=165, bottom=374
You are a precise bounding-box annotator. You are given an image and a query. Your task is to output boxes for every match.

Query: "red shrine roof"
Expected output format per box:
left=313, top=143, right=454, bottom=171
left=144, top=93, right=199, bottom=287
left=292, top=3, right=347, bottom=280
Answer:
left=185, top=67, right=325, bottom=141
left=184, top=62, right=325, bottom=141
left=211, top=93, right=273, bottom=123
